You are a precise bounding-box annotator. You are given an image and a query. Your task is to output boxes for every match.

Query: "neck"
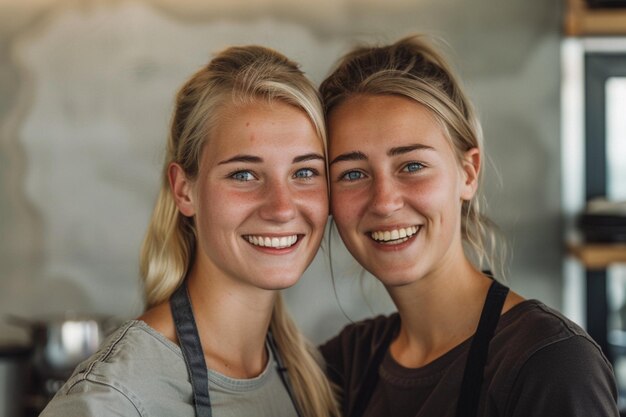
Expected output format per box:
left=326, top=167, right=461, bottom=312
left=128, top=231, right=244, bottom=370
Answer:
left=185, top=262, right=276, bottom=379
left=386, top=254, right=492, bottom=368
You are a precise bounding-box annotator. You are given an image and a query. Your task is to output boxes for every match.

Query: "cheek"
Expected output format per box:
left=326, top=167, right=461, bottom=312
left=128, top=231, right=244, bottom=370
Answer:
left=293, top=185, right=328, bottom=235
left=199, top=184, right=252, bottom=229
left=411, top=180, right=446, bottom=209
left=330, top=186, right=362, bottom=229
left=409, top=176, right=463, bottom=224
left=300, top=186, right=329, bottom=229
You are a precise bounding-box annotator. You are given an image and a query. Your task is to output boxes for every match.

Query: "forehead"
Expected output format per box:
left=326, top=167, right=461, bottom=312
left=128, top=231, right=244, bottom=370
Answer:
left=327, top=94, right=451, bottom=155
left=205, top=99, right=323, bottom=159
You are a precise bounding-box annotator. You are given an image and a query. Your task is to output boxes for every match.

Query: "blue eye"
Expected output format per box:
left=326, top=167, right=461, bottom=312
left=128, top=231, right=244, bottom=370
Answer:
left=294, top=168, right=316, bottom=179
left=341, top=171, right=364, bottom=181
left=403, top=162, right=425, bottom=173
left=231, top=171, right=255, bottom=181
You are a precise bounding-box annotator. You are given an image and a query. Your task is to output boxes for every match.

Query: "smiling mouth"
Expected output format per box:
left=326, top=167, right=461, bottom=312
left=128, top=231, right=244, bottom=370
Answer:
left=244, top=234, right=300, bottom=249
left=369, top=226, right=420, bottom=245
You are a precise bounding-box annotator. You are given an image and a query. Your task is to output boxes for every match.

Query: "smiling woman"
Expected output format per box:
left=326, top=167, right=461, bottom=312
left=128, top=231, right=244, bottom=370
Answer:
left=319, top=35, right=619, bottom=417
left=39, top=45, right=339, bottom=417
left=170, top=100, right=328, bottom=293
left=328, top=94, right=479, bottom=286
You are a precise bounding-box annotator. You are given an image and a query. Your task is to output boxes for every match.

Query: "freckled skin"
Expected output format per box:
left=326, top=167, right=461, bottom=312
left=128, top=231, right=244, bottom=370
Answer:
left=176, top=100, right=329, bottom=292
left=328, top=94, right=477, bottom=287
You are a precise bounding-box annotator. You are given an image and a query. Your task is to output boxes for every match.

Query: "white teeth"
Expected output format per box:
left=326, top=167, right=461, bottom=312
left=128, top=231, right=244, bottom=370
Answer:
left=370, top=226, right=419, bottom=243
left=246, top=235, right=298, bottom=249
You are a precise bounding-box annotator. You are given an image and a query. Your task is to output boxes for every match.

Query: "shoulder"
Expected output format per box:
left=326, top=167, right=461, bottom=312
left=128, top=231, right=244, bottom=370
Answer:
left=491, top=300, right=605, bottom=363
left=137, top=301, right=177, bottom=344
left=486, top=301, right=619, bottom=416
left=70, top=320, right=183, bottom=382
left=42, top=320, right=187, bottom=417
left=501, top=336, right=619, bottom=416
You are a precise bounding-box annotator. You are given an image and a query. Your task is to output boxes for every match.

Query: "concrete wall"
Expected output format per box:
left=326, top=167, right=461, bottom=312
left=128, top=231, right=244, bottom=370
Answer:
left=0, top=0, right=563, bottom=344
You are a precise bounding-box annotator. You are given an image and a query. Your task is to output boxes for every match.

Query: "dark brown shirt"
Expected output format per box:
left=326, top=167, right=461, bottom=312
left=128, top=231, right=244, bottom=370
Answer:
left=320, top=300, right=619, bottom=417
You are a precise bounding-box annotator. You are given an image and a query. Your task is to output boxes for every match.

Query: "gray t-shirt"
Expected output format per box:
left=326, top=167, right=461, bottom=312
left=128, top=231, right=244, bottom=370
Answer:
left=39, top=320, right=299, bottom=417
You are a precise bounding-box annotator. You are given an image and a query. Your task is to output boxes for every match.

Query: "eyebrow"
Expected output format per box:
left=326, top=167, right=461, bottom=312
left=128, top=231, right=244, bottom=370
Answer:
left=329, top=151, right=367, bottom=166
left=330, top=144, right=434, bottom=166
left=218, top=155, right=262, bottom=165
left=388, top=144, right=434, bottom=156
left=217, top=153, right=325, bottom=165
left=293, top=153, right=325, bottom=163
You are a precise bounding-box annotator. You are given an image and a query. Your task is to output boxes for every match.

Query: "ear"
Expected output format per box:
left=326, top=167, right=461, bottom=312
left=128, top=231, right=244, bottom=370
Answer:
left=168, top=163, right=196, bottom=217
left=460, top=148, right=480, bottom=201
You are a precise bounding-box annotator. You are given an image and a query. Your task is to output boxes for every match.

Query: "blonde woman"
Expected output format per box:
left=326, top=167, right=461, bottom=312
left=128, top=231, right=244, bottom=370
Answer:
left=40, top=45, right=339, bottom=417
left=319, top=36, right=619, bottom=417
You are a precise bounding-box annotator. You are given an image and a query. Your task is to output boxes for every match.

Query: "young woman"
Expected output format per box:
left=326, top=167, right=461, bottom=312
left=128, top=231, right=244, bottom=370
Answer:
left=319, top=36, right=619, bottom=417
left=40, top=45, right=339, bottom=417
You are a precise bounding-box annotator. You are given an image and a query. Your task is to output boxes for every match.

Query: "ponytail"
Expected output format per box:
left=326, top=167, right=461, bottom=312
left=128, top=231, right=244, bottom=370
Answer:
left=270, top=295, right=340, bottom=417
left=140, top=182, right=195, bottom=308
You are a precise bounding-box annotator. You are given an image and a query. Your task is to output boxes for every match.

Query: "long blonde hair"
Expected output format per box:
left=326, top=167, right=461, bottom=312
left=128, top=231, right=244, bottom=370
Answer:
left=140, top=45, right=339, bottom=417
left=320, top=35, right=506, bottom=279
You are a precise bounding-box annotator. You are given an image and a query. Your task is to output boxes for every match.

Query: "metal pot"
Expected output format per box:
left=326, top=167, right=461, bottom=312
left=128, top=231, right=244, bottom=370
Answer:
left=7, top=313, right=118, bottom=396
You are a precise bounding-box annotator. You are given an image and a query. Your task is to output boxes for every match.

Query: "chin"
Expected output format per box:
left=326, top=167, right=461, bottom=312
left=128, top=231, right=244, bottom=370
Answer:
left=376, top=275, right=418, bottom=288
left=258, top=281, right=299, bottom=291
left=255, top=271, right=303, bottom=290
left=365, top=265, right=422, bottom=288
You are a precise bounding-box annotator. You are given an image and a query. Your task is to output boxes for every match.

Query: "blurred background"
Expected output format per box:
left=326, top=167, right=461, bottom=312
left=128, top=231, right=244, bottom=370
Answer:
left=0, top=0, right=625, bottom=415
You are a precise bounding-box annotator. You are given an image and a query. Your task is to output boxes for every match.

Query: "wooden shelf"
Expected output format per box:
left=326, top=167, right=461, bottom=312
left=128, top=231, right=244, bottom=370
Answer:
left=568, top=242, right=626, bottom=268
left=565, top=0, right=626, bottom=36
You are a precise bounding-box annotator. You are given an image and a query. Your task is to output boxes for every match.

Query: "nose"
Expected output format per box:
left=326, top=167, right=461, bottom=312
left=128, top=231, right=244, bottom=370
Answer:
left=369, top=175, right=403, bottom=217
left=259, top=179, right=297, bottom=223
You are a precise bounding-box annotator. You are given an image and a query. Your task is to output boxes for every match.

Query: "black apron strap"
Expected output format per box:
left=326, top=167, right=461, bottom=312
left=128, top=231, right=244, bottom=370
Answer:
left=455, top=280, right=509, bottom=417
left=170, top=282, right=212, bottom=417
left=171, top=281, right=303, bottom=417
left=351, top=316, right=399, bottom=417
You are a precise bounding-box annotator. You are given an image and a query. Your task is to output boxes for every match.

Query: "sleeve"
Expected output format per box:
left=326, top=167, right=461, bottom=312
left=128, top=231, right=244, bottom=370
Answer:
left=39, top=379, right=143, bottom=417
left=504, top=335, right=620, bottom=417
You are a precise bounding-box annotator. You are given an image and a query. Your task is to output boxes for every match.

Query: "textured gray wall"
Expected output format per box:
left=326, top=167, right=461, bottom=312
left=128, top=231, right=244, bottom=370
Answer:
left=0, top=0, right=562, bottom=344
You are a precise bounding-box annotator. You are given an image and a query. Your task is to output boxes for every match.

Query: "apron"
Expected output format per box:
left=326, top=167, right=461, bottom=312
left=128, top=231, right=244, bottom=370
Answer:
left=351, top=279, right=509, bottom=417
left=169, top=281, right=304, bottom=417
